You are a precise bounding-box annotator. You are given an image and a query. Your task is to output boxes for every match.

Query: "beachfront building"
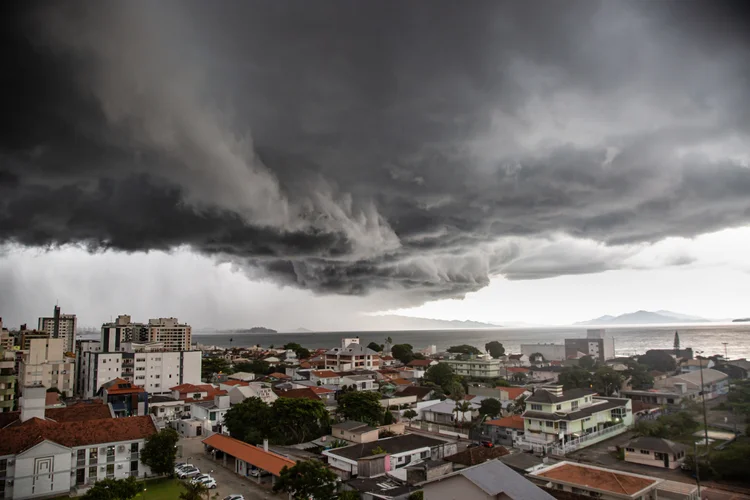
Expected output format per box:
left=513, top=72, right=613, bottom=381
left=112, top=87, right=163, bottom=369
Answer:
left=520, top=385, right=632, bottom=455
left=565, top=329, right=616, bottom=362
left=324, top=338, right=378, bottom=371
left=442, top=358, right=502, bottom=378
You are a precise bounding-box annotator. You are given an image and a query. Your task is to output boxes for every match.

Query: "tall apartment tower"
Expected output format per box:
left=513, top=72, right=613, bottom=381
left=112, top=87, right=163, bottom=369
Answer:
left=147, top=318, right=192, bottom=351
left=38, top=306, right=77, bottom=354
left=101, top=315, right=149, bottom=352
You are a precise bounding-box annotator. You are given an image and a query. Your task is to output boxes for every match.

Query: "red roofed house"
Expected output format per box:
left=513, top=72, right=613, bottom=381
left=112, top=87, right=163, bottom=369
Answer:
left=310, top=370, right=341, bottom=385
left=98, top=378, right=149, bottom=417
left=406, top=359, right=437, bottom=378
left=0, top=385, right=158, bottom=498
left=274, top=388, right=322, bottom=401
left=483, top=414, right=526, bottom=447
left=202, top=433, right=295, bottom=485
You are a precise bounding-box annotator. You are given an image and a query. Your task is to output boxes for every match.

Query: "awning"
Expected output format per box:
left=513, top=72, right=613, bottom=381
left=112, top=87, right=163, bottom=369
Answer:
left=202, top=434, right=295, bottom=476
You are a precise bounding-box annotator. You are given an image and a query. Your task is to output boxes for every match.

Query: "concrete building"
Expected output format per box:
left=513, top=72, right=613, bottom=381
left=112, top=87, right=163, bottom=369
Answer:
left=100, top=315, right=149, bottom=352
left=332, top=421, right=380, bottom=444
left=482, top=415, right=525, bottom=447
left=0, top=386, right=157, bottom=499
left=521, top=385, right=633, bottom=455
left=622, top=368, right=729, bottom=407
left=18, top=339, right=75, bottom=397
left=623, top=437, right=687, bottom=469
left=442, top=358, right=502, bottom=378
left=98, top=378, right=149, bottom=417
left=228, top=383, right=278, bottom=405
left=146, top=317, right=192, bottom=351
left=37, top=306, right=77, bottom=354
left=565, top=329, right=616, bottom=362
left=19, top=330, right=50, bottom=351
left=189, top=394, right=230, bottom=435
left=521, top=343, right=566, bottom=361
left=529, top=462, right=663, bottom=500
left=0, top=318, right=14, bottom=351
left=0, top=348, right=16, bottom=412
left=100, top=316, right=191, bottom=352
left=324, top=339, right=378, bottom=371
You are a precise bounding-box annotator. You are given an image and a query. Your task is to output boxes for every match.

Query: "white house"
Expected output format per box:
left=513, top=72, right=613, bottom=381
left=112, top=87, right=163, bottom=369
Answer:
left=324, top=339, right=378, bottom=371
left=189, top=395, right=231, bottom=435
left=0, top=385, right=158, bottom=499
left=228, top=383, right=278, bottom=405
left=310, top=370, right=341, bottom=385
left=340, top=374, right=377, bottom=391
left=421, top=399, right=478, bottom=426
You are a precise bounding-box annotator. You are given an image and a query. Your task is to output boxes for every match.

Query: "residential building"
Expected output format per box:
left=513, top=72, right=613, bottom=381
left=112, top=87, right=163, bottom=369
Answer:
left=202, top=434, right=295, bottom=485
left=0, top=318, right=14, bottom=351
left=622, top=368, right=729, bottom=407
left=98, top=378, right=148, bottom=417
left=19, top=330, right=49, bottom=351
left=482, top=415, right=525, bottom=447
left=18, top=339, right=75, bottom=397
left=564, top=329, right=616, bottom=362
left=498, top=453, right=552, bottom=475
left=310, top=370, right=341, bottom=385
left=0, top=348, right=16, bottom=412
left=623, top=437, right=687, bottom=469
left=332, top=421, right=380, bottom=444
left=78, top=342, right=202, bottom=398
left=228, top=383, right=278, bottom=405
left=441, top=446, right=510, bottom=470
left=406, top=359, right=435, bottom=378
left=521, top=385, right=633, bottom=455
left=468, top=386, right=529, bottom=403
left=680, top=358, right=714, bottom=373
left=718, top=359, right=750, bottom=379
left=0, top=386, right=157, bottom=499
left=100, top=315, right=149, bottom=352
left=340, top=374, right=377, bottom=391
left=422, top=399, right=478, bottom=426
left=190, top=394, right=230, bottom=435
left=397, top=386, right=436, bottom=402
left=529, top=461, right=698, bottom=500
left=228, top=371, right=256, bottom=382
left=421, top=459, right=555, bottom=500
left=323, top=434, right=457, bottom=478
left=324, top=339, right=378, bottom=371
left=146, top=317, right=192, bottom=351
left=520, top=343, right=566, bottom=361
left=37, top=306, right=77, bottom=354
left=442, top=358, right=502, bottom=378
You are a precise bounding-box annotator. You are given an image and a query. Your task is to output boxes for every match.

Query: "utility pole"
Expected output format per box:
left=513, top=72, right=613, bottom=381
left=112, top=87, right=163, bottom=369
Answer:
left=722, top=342, right=728, bottom=360
left=694, top=440, right=701, bottom=498
left=696, top=350, right=710, bottom=475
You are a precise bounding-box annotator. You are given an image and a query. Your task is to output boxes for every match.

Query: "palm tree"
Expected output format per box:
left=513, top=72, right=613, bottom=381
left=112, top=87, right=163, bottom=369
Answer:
left=455, top=401, right=473, bottom=429
left=180, top=481, right=209, bottom=500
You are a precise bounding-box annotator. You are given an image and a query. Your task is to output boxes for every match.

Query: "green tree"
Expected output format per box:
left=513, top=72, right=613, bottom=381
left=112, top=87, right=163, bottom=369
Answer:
left=578, top=355, right=596, bottom=370
left=272, top=397, right=330, bottom=444
left=494, top=378, right=511, bottom=387
left=339, top=491, right=361, bottom=500
left=337, top=391, right=385, bottom=426
left=445, top=380, right=465, bottom=401
left=558, top=366, right=593, bottom=391
left=284, top=343, right=311, bottom=359
left=592, top=366, right=624, bottom=396
left=711, top=443, right=750, bottom=480
left=530, top=352, right=545, bottom=364
left=447, top=345, right=481, bottom=356
left=140, top=427, right=179, bottom=476
left=626, top=362, right=654, bottom=390
left=403, top=409, right=418, bottom=422
left=454, top=401, right=473, bottom=428
left=274, top=460, right=339, bottom=500
left=484, top=341, right=505, bottom=359
left=82, top=477, right=141, bottom=500
left=367, top=342, right=384, bottom=352
left=424, top=363, right=456, bottom=391
left=638, top=350, right=677, bottom=373
left=510, top=372, right=527, bottom=384
left=478, top=398, right=502, bottom=418
left=201, top=357, right=233, bottom=380
left=391, top=344, right=414, bottom=364
left=408, top=492, right=424, bottom=500
left=179, top=480, right=208, bottom=500
left=371, top=445, right=387, bottom=455
left=224, top=397, right=271, bottom=443
left=382, top=409, right=395, bottom=425
left=233, top=359, right=272, bottom=375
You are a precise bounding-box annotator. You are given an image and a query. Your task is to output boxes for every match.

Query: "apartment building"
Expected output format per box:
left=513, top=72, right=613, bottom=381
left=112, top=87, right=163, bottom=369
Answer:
left=18, top=339, right=75, bottom=398
left=78, top=342, right=201, bottom=398
left=100, top=316, right=191, bottom=352
left=324, top=338, right=378, bottom=371
left=521, top=343, right=567, bottom=361
left=521, top=385, right=632, bottom=455
left=0, top=386, right=157, bottom=499
left=100, top=315, right=149, bottom=352
left=622, top=368, right=729, bottom=407
left=0, top=318, right=13, bottom=351
left=0, top=349, right=16, bottom=412
left=565, top=329, right=616, bottom=362
left=442, top=357, right=502, bottom=378
left=19, top=330, right=50, bottom=351
left=146, top=318, right=191, bottom=351
left=38, top=306, right=77, bottom=354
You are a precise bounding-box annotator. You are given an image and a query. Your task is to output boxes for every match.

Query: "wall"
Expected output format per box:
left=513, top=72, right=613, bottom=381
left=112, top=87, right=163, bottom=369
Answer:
left=624, top=448, right=683, bottom=469
left=422, top=474, right=493, bottom=500
left=380, top=395, right=417, bottom=408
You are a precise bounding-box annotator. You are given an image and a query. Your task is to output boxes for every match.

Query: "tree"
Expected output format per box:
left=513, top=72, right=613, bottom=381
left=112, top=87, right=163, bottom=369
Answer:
left=179, top=481, right=208, bottom=500
left=274, top=460, right=339, bottom=500
left=638, top=350, right=677, bottom=373
left=234, top=359, right=272, bottom=375
left=337, top=391, right=384, bottom=426
left=510, top=372, right=528, bottom=384
left=339, top=491, right=361, bottom=500
left=383, top=409, right=395, bottom=425
left=625, top=361, right=654, bottom=390
left=445, top=380, right=465, bottom=401
left=454, top=401, right=473, bottom=428
left=408, top=492, right=424, bottom=500
left=424, top=363, right=456, bottom=391
left=447, top=345, right=481, bottom=356
left=391, top=344, right=414, bottom=364
left=578, top=355, right=596, bottom=370
left=673, top=331, right=680, bottom=355
left=201, top=357, right=232, bottom=380
left=367, top=342, right=384, bottom=352
left=140, top=427, right=179, bottom=476
left=529, top=352, right=545, bottom=364
left=494, top=378, right=511, bottom=387
left=82, top=477, right=141, bottom=500
left=272, top=397, right=330, bottom=444
left=558, top=366, right=592, bottom=391
left=592, top=366, right=623, bottom=396
left=484, top=341, right=505, bottom=359
left=403, top=409, right=418, bottom=422
left=224, top=397, right=271, bottom=443
left=478, top=398, right=503, bottom=419
left=284, top=343, right=311, bottom=360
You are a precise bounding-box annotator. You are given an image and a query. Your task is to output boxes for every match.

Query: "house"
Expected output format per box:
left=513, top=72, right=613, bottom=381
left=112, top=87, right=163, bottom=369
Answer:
left=422, top=399, right=478, bottom=426
left=308, top=386, right=336, bottom=406
left=148, top=395, right=188, bottom=423
left=98, top=378, right=148, bottom=417
left=310, top=370, right=341, bottom=385
left=529, top=461, right=691, bottom=500
left=498, top=453, right=553, bottom=475
left=0, top=385, right=157, bottom=499
left=468, top=386, right=529, bottom=402
left=266, top=372, right=291, bottom=381
left=623, top=368, right=729, bottom=407
left=397, top=386, right=436, bottom=402
left=273, top=388, right=322, bottom=401
left=202, top=434, right=295, bottom=486
left=340, top=374, right=377, bottom=391
left=623, top=437, right=687, bottom=469
left=228, top=383, right=278, bottom=405
left=323, top=434, right=457, bottom=478
left=442, top=358, right=502, bottom=379
left=442, top=445, right=509, bottom=470
left=506, top=354, right=531, bottom=367
left=421, top=459, right=556, bottom=500
left=325, top=338, right=378, bottom=371
left=380, top=355, right=396, bottom=367
left=228, top=371, right=256, bottom=382
left=520, top=385, right=632, bottom=455
left=332, top=420, right=380, bottom=443
left=483, top=414, right=525, bottom=447
left=189, top=394, right=230, bottom=435
left=170, top=383, right=227, bottom=402
left=680, top=358, right=714, bottom=373
left=718, top=359, right=750, bottom=380
left=406, top=359, right=435, bottom=378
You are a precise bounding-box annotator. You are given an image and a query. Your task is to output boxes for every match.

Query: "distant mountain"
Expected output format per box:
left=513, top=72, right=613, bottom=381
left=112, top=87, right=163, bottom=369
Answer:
left=365, top=315, right=499, bottom=330
left=732, top=318, right=750, bottom=323
left=230, top=326, right=278, bottom=334
left=292, top=327, right=313, bottom=332
left=576, top=310, right=710, bottom=325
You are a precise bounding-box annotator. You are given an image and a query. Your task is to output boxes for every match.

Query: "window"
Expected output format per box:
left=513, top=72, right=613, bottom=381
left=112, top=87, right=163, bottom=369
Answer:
left=106, top=464, right=115, bottom=478
left=530, top=404, right=543, bottom=411
left=0, top=459, right=6, bottom=474
left=89, top=447, right=98, bottom=461
left=89, top=465, right=97, bottom=480
left=559, top=421, right=567, bottom=431
left=640, top=449, right=650, bottom=454
left=131, top=460, right=139, bottom=472
left=556, top=404, right=562, bottom=410
left=626, top=447, right=635, bottom=452
left=130, top=443, right=139, bottom=453
left=571, top=401, right=579, bottom=410
left=545, top=421, right=553, bottom=428
left=210, top=411, right=217, bottom=421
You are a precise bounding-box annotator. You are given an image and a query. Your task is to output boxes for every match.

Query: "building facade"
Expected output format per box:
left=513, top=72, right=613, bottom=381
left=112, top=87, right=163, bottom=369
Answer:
left=565, top=329, right=616, bottom=362
left=146, top=318, right=191, bottom=351
left=18, top=339, right=75, bottom=397
left=442, top=358, right=502, bottom=378
left=325, top=339, right=378, bottom=371
left=520, top=344, right=567, bottom=361
left=37, top=306, right=77, bottom=354
left=0, top=349, right=16, bottom=412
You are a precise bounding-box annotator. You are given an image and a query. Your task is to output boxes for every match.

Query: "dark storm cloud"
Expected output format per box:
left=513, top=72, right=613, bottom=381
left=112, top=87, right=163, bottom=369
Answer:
left=2, top=0, right=750, bottom=301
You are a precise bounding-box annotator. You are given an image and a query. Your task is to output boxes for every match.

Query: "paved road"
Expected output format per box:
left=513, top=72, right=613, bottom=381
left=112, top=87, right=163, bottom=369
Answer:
left=180, top=437, right=286, bottom=500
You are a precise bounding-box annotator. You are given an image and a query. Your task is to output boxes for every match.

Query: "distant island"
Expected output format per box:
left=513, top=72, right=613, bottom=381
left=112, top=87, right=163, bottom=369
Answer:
left=733, top=318, right=750, bottom=323
left=231, top=326, right=278, bottom=334
left=364, top=315, right=499, bottom=330
left=576, top=310, right=710, bottom=325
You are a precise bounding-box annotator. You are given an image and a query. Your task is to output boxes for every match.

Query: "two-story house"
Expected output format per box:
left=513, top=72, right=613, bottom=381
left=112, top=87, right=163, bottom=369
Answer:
left=324, top=339, right=378, bottom=371
left=310, top=370, right=341, bottom=385
left=521, top=385, right=632, bottom=455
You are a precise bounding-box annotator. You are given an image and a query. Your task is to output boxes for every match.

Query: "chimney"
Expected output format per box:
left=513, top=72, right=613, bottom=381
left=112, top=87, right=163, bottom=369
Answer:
left=20, top=385, right=47, bottom=422
left=263, top=439, right=269, bottom=452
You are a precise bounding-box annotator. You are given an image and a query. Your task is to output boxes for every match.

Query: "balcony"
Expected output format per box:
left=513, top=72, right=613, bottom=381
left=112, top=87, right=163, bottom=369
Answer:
left=0, top=388, right=14, bottom=397
left=0, top=375, right=15, bottom=384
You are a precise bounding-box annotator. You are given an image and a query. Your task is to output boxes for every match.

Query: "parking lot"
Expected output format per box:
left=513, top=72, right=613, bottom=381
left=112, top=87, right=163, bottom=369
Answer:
left=179, top=437, right=286, bottom=500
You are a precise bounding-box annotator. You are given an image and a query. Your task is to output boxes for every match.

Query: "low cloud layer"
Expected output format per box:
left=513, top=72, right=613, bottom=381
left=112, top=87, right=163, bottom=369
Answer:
left=2, top=1, right=750, bottom=305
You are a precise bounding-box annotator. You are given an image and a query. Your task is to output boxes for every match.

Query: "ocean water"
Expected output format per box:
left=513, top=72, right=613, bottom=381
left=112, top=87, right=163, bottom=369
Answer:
left=193, top=323, right=750, bottom=359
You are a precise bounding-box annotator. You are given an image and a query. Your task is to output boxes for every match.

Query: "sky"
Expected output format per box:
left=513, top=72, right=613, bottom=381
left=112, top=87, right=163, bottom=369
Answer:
left=2, top=1, right=750, bottom=330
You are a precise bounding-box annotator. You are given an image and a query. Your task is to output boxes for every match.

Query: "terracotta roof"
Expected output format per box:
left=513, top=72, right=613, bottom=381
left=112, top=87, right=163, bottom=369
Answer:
left=443, top=445, right=510, bottom=466
left=203, top=433, right=295, bottom=476
left=0, top=415, right=157, bottom=455
left=382, top=356, right=395, bottom=361
left=104, top=379, right=146, bottom=395
left=312, top=370, right=339, bottom=378
left=397, top=386, right=434, bottom=400
left=501, top=387, right=528, bottom=400
left=407, top=359, right=432, bottom=367
left=533, top=463, right=658, bottom=495
left=390, top=378, right=412, bottom=386
left=309, top=386, right=335, bottom=395
left=486, top=415, right=525, bottom=430
left=506, top=367, right=529, bottom=373
left=274, top=388, right=321, bottom=401
left=299, top=361, right=312, bottom=369
left=170, top=383, right=207, bottom=392
left=221, top=380, right=250, bottom=387
left=268, top=372, right=291, bottom=379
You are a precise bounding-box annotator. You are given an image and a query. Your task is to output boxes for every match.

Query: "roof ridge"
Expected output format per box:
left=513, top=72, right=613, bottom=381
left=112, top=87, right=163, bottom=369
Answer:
left=610, top=469, right=628, bottom=494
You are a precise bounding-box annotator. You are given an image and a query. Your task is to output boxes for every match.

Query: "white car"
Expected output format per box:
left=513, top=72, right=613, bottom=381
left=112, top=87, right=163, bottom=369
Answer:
left=190, top=474, right=211, bottom=484
left=174, top=464, right=193, bottom=474
left=178, top=467, right=201, bottom=479
left=223, top=496, right=244, bottom=500
left=194, top=476, right=217, bottom=489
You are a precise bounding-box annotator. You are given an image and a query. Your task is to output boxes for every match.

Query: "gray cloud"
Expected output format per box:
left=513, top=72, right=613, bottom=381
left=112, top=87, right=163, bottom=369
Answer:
left=2, top=0, right=750, bottom=304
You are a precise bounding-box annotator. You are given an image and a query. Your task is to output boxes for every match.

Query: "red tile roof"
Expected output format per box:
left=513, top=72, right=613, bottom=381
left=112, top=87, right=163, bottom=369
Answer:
left=309, top=386, right=335, bottom=395
left=221, top=380, right=250, bottom=387
left=407, top=359, right=432, bottom=367
left=500, top=387, right=528, bottom=400
left=486, top=415, right=525, bottom=430
left=390, top=378, right=412, bottom=386
left=203, top=433, right=295, bottom=476
left=311, top=370, right=339, bottom=378
left=268, top=372, right=291, bottom=379
left=534, top=463, right=658, bottom=495
left=505, top=367, right=529, bottom=373
left=274, top=388, right=321, bottom=401
left=0, top=415, right=157, bottom=455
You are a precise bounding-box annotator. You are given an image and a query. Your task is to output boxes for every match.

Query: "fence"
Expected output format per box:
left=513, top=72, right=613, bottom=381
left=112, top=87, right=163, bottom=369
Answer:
left=520, top=423, right=627, bottom=456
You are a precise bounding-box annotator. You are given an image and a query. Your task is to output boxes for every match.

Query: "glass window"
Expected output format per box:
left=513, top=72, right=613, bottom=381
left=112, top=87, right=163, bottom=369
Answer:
left=89, top=448, right=98, bottom=461
left=130, top=443, right=139, bottom=452
left=626, top=447, right=635, bottom=452
left=89, top=465, right=97, bottom=481
left=530, top=404, right=543, bottom=411
left=545, top=421, right=553, bottom=428
left=571, top=401, right=579, bottom=410
left=640, top=449, right=650, bottom=454
left=106, top=464, right=115, bottom=478
left=556, top=404, right=562, bottom=410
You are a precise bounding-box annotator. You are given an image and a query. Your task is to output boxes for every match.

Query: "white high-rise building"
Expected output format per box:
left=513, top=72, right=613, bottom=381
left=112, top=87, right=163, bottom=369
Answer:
left=38, top=306, right=77, bottom=354
left=19, top=338, right=75, bottom=397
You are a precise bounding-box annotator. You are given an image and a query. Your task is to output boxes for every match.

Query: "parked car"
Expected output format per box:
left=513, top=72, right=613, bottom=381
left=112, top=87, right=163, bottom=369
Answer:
left=175, top=464, right=193, bottom=473
left=198, top=477, right=217, bottom=489
left=481, top=441, right=494, bottom=448
left=223, top=495, right=244, bottom=500
left=174, top=462, right=187, bottom=469
left=190, top=474, right=211, bottom=484
left=178, top=467, right=201, bottom=479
